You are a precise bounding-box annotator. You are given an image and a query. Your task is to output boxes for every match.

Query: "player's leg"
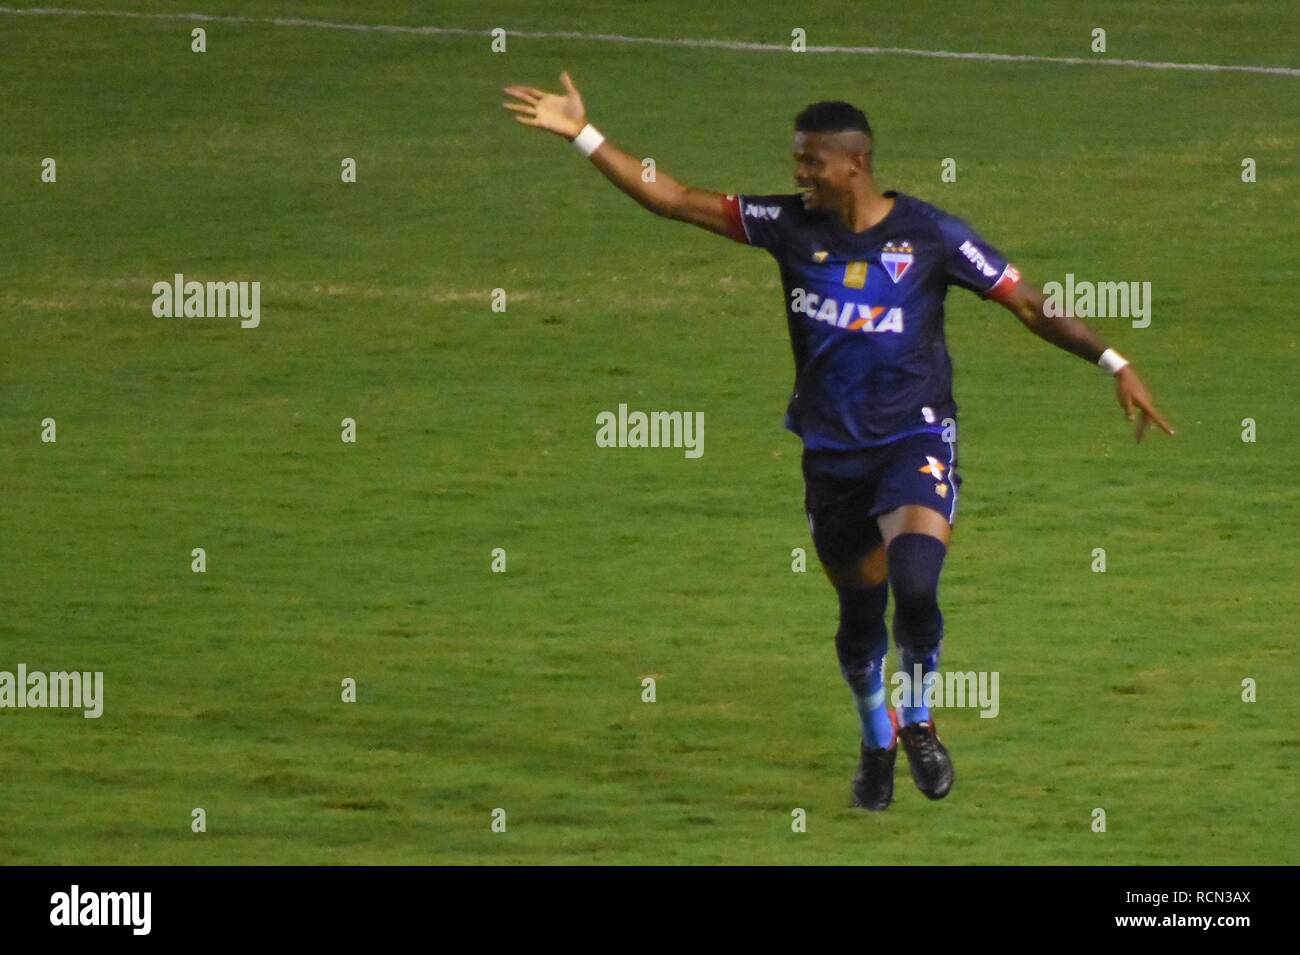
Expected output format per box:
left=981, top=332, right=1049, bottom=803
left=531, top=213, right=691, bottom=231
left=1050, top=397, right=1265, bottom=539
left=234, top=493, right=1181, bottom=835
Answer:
left=873, top=435, right=961, bottom=799
left=878, top=504, right=951, bottom=730
left=821, top=542, right=895, bottom=752
left=805, top=473, right=898, bottom=810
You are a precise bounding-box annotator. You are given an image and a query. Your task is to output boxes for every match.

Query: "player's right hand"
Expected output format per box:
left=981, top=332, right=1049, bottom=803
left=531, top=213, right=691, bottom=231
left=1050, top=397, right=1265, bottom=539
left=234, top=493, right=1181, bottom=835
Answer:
left=502, top=72, right=588, bottom=140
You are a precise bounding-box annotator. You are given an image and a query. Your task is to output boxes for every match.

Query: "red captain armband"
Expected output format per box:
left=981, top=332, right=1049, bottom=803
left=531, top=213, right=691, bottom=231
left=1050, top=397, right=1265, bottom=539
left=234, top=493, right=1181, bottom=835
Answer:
left=985, top=263, right=1022, bottom=304
left=721, top=194, right=750, bottom=244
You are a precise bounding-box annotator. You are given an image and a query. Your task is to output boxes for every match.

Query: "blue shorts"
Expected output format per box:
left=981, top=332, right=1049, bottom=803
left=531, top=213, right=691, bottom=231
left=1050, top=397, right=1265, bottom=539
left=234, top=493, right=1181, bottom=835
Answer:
left=802, top=431, right=962, bottom=567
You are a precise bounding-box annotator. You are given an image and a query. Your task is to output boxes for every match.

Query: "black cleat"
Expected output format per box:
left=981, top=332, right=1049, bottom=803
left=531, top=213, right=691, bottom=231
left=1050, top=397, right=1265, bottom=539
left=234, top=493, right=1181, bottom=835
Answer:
left=851, top=710, right=899, bottom=811
left=898, top=719, right=954, bottom=800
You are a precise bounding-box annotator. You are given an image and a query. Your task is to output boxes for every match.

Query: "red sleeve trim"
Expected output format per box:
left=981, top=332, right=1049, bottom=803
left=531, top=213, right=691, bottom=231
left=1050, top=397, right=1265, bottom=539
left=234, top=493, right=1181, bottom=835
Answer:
left=986, top=264, right=1021, bottom=304
left=721, top=194, right=750, bottom=244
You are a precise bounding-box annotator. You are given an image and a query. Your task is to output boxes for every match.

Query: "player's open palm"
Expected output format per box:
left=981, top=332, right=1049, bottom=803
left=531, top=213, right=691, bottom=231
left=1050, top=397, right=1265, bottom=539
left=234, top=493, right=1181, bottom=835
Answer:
left=503, top=72, right=587, bottom=140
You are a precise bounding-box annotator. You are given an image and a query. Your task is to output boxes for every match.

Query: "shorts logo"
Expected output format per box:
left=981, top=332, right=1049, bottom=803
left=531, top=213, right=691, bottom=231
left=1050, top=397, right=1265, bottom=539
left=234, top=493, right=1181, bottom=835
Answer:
left=920, top=455, right=949, bottom=497
left=919, top=456, right=947, bottom=479
left=880, top=241, right=914, bottom=283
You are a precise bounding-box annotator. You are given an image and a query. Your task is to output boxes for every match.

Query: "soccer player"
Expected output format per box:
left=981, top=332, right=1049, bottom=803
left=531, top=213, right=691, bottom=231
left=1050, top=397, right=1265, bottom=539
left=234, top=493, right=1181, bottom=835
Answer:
left=503, top=73, right=1173, bottom=810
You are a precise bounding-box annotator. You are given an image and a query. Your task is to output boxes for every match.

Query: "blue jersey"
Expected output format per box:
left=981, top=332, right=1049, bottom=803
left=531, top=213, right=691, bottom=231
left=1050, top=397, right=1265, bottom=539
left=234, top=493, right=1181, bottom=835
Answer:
left=722, top=190, right=1020, bottom=451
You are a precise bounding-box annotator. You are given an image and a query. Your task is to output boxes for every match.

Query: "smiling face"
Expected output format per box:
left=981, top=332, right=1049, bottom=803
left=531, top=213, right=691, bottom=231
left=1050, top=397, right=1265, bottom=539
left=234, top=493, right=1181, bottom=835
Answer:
left=792, top=130, right=873, bottom=209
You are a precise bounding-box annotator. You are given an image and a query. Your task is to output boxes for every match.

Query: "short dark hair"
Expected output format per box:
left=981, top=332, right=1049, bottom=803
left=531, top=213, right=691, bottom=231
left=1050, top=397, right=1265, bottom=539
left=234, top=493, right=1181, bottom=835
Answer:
left=794, top=101, right=872, bottom=137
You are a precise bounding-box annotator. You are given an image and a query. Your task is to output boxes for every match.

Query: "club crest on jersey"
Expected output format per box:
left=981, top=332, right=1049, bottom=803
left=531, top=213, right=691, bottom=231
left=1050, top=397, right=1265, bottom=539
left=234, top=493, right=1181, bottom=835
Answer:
left=881, top=241, right=914, bottom=284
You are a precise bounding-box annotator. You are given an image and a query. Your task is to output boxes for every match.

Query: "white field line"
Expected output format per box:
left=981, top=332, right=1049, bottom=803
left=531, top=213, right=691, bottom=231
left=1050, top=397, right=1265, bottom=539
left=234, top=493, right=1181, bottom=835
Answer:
left=2, top=5, right=1298, bottom=77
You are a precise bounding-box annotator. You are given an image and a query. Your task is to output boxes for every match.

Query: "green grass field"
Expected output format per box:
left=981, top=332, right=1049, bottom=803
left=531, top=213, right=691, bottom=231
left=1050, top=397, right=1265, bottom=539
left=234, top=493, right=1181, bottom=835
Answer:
left=2, top=1, right=1297, bottom=865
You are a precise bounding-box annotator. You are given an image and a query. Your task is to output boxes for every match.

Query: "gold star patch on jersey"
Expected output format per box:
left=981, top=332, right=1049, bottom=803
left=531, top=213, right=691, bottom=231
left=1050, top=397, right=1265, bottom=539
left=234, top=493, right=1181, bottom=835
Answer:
left=843, top=261, right=868, bottom=289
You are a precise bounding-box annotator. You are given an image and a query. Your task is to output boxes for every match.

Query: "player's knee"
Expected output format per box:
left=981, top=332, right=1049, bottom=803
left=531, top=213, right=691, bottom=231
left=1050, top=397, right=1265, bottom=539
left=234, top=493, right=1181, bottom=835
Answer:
left=891, top=576, right=940, bottom=617
left=837, top=580, right=888, bottom=634
left=887, top=533, right=947, bottom=649
left=822, top=543, right=888, bottom=590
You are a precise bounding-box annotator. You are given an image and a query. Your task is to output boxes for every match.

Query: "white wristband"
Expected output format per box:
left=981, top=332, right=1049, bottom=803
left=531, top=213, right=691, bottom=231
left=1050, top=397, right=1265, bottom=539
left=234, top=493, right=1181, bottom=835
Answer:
left=1098, top=348, right=1129, bottom=375
left=571, top=123, right=605, bottom=157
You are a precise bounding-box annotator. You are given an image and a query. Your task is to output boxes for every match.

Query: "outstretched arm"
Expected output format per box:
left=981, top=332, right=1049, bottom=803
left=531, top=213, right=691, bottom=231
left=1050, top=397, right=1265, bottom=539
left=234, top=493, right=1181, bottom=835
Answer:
left=993, top=280, right=1174, bottom=442
left=503, top=72, right=739, bottom=239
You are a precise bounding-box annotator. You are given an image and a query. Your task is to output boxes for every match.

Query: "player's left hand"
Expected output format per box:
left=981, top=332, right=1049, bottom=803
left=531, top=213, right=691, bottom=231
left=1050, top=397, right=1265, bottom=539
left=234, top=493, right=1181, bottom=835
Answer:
left=502, top=72, right=588, bottom=140
left=1115, top=366, right=1174, bottom=442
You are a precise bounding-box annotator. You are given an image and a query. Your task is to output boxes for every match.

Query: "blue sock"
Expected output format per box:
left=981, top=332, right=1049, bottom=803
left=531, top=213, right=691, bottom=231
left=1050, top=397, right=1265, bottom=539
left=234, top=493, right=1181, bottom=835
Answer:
left=900, top=641, right=942, bottom=727
left=835, top=581, right=896, bottom=749
left=851, top=648, right=896, bottom=748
